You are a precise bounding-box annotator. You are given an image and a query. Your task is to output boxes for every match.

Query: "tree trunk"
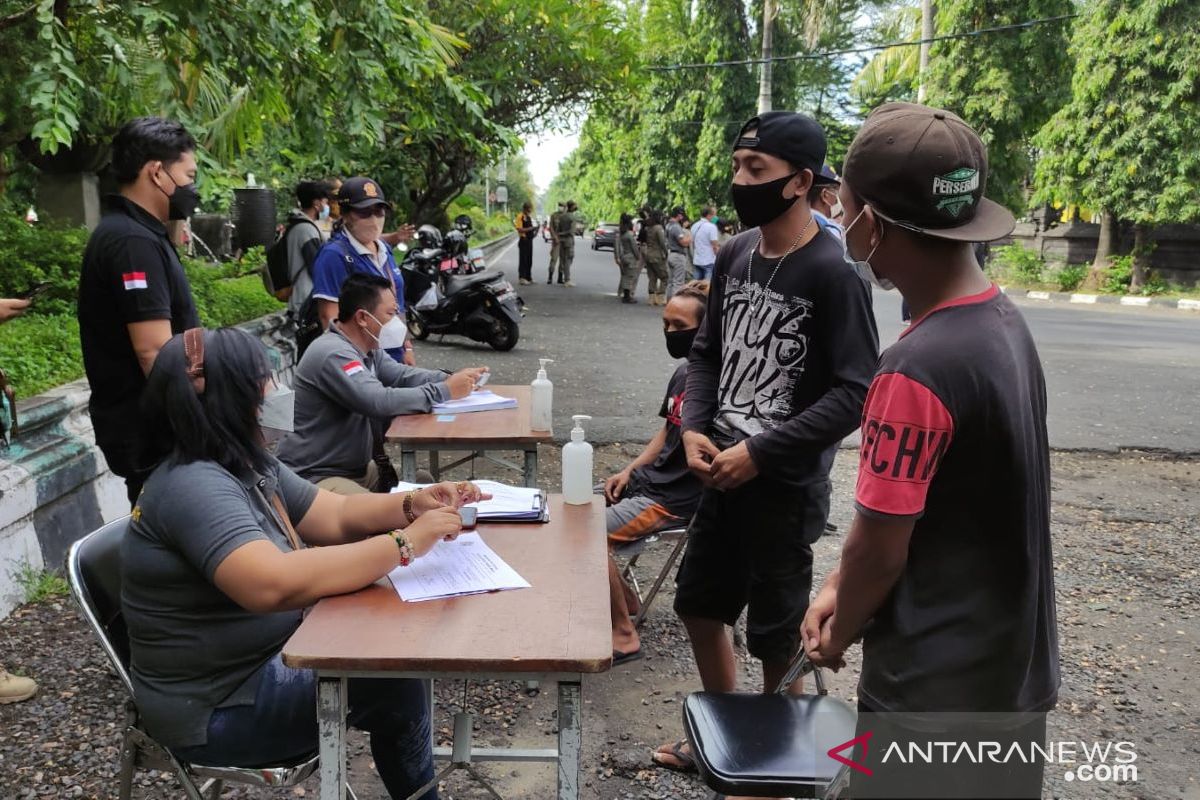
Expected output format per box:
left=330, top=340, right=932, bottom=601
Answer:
left=1083, top=208, right=1117, bottom=290
left=756, top=0, right=775, bottom=114
left=1129, top=223, right=1151, bottom=293
left=917, top=0, right=935, bottom=102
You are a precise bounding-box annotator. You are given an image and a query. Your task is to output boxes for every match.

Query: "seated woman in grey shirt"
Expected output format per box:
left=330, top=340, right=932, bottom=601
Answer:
left=123, top=326, right=484, bottom=800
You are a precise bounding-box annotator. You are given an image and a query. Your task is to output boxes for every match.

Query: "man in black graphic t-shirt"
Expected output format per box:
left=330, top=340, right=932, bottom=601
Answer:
left=803, top=103, right=1058, bottom=798
left=653, top=111, right=879, bottom=772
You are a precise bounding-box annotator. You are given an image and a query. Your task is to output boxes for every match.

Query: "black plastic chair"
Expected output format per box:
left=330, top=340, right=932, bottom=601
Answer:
left=67, top=516, right=328, bottom=800
left=682, top=652, right=856, bottom=799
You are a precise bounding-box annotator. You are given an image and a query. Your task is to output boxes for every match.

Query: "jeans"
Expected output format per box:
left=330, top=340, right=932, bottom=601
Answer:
left=518, top=237, right=533, bottom=281
left=175, top=654, right=436, bottom=800
left=692, top=262, right=714, bottom=281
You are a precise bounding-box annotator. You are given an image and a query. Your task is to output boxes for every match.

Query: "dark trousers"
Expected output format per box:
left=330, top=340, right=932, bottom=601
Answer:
left=96, top=435, right=154, bottom=507
left=518, top=237, right=533, bottom=281
left=175, top=654, right=436, bottom=800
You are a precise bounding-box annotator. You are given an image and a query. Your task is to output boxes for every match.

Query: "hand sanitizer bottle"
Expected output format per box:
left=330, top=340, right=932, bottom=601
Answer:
left=562, top=415, right=593, bottom=505
left=531, top=358, right=554, bottom=432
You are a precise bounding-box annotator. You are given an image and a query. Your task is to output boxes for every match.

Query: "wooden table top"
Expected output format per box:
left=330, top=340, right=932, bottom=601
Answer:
left=282, top=496, right=612, bottom=674
left=385, top=385, right=554, bottom=446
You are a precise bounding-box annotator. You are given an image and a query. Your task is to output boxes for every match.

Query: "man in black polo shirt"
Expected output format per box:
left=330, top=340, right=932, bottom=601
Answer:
left=78, top=117, right=200, bottom=504
left=803, top=103, right=1058, bottom=797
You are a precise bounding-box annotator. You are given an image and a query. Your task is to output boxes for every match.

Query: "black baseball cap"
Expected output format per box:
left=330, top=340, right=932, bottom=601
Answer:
left=733, top=111, right=829, bottom=183
left=337, top=176, right=392, bottom=211
left=842, top=102, right=1014, bottom=242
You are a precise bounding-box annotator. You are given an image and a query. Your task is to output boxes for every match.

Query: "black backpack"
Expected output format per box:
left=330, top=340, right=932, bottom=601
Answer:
left=262, top=217, right=321, bottom=300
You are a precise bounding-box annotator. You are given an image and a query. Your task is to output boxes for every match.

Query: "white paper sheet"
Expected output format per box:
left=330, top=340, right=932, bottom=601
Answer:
left=431, top=390, right=517, bottom=415
left=387, top=532, right=530, bottom=602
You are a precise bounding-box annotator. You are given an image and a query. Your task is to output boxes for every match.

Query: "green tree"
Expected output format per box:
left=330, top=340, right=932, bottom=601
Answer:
left=1034, top=0, right=1200, bottom=290
left=922, top=0, right=1074, bottom=213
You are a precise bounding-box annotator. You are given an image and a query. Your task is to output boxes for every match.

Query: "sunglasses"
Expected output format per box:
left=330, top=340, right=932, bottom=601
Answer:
left=350, top=206, right=387, bottom=219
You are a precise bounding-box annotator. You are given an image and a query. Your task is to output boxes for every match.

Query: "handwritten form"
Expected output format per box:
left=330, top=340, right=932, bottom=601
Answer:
left=387, top=532, right=530, bottom=602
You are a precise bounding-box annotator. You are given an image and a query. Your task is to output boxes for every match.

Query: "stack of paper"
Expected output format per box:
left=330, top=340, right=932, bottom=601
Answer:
left=388, top=532, right=530, bottom=602
left=393, top=479, right=548, bottom=523
left=431, top=390, right=517, bottom=415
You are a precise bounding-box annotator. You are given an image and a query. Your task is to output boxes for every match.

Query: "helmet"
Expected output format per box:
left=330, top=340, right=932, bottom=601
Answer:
left=453, top=214, right=473, bottom=232
left=443, top=229, right=468, bottom=257
left=416, top=224, right=443, bottom=250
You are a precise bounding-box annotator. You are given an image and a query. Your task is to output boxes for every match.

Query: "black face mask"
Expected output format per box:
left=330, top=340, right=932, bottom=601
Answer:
left=158, top=168, right=200, bottom=220
left=665, top=327, right=698, bottom=360
left=730, top=172, right=799, bottom=229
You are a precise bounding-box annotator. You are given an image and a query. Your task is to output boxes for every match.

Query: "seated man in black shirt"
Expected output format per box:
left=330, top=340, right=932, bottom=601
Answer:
left=604, top=280, right=708, bottom=663
left=803, top=103, right=1058, bottom=798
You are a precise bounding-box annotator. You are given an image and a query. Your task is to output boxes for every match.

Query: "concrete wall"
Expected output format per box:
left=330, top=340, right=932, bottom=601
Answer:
left=1008, top=221, right=1200, bottom=286
left=0, top=232, right=516, bottom=620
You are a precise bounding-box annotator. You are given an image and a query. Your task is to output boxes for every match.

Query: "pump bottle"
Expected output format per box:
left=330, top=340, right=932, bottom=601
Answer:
left=531, top=358, right=554, bottom=432
left=562, top=415, right=593, bottom=505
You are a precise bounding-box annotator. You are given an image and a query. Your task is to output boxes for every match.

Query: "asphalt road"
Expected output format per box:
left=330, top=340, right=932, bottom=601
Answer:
left=412, top=234, right=1200, bottom=452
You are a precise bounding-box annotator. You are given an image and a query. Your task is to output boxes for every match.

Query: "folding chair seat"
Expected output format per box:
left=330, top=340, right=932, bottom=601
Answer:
left=612, top=521, right=689, bottom=629
left=682, top=653, right=855, bottom=799
left=67, top=517, right=332, bottom=800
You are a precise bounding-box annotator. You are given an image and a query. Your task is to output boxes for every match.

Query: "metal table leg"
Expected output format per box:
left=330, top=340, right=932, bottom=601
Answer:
left=556, top=681, right=581, bottom=800
left=317, top=676, right=347, bottom=800
left=400, top=450, right=417, bottom=483
left=523, top=447, right=538, bottom=488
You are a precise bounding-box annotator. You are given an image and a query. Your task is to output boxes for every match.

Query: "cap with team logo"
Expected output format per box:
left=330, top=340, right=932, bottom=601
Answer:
left=842, top=102, right=1014, bottom=242
left=337, top=176, right=392, bottom=211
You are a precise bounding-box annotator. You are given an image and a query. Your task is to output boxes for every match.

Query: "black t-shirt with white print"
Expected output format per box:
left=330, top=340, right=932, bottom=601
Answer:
left=632, top=363, right=701, bottom=517
left=683, top=227, right=879, bottom=485
left=855, top=284, right=1059, bottom=713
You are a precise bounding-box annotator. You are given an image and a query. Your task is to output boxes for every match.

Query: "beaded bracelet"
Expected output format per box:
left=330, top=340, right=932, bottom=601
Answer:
left=402, top=491, right=417, bottom=524
left=389, top=530, right=414, bottom=567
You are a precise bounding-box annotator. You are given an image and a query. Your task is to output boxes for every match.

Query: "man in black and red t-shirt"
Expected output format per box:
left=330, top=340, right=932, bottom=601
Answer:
left=803, top=103, right=1059, bottom=798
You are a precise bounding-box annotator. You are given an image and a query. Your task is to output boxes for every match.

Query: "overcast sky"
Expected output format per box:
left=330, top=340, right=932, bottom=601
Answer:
left=522, top=128, right=580, bottom=196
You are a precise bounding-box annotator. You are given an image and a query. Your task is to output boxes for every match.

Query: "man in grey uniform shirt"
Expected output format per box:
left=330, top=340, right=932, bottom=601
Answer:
left=276, top=273, right=487, bottom=493
left=664, top=206, right=692, bottom=299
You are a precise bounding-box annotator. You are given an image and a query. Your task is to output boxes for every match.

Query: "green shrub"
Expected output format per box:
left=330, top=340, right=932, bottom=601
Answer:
left=1101, top=255, right=1133, bottom=294
left=0, top=315, right=84, bottom=397
left=0, top=216, right=91, bottom=317
left=990, top=244, right=1045, bottom=284
left=13, top=563, right=69, bottom=604
left=1140, top=272, right=1170, bottom=296
left=1055, top=264, right=1088, bottom=292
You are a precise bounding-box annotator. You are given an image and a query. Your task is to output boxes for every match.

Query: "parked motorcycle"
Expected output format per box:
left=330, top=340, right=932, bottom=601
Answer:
left=399, top=217, right=524, bottom=351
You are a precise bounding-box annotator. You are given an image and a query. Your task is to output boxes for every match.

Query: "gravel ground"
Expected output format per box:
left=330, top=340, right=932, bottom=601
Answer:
left=1, top=447, right=1196, bottom=799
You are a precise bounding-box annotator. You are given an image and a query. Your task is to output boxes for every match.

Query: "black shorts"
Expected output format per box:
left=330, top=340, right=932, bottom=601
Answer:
left=673, top=476, right=830, bottom=664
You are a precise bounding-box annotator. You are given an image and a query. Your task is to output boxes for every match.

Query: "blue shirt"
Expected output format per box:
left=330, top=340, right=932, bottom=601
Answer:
left=310, top=231, right=406, bottom=310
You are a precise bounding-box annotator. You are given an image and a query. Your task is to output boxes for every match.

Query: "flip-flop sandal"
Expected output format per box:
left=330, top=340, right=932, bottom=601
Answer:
left=651, top=739, right=696, bottom=773
left=612, top=648, right=643, bottom=667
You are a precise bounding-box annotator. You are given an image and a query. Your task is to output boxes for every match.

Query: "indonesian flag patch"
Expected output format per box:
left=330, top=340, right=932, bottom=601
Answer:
left=342, top=360, right=365, bottom=377
left=122, top=271, right=148, bottom=290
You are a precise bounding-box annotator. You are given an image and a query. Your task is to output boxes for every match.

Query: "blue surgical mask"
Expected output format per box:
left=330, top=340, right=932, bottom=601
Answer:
left=319, top=204, right=331, bottom=220
left=843, top=206, right=894, bottom=291
left=259, top=384, right=295, bottom=433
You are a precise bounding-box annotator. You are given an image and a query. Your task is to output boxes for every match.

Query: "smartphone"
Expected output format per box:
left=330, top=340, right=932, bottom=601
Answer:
left=459, top=506, right=478, bottom=529
left=18, top=282, right=51, bottom=301
left=476, top=371, right=490, bottom=388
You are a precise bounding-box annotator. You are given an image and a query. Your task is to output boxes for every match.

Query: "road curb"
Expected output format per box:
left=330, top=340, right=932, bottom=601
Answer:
left=999, top=285, right=1200, bottom=312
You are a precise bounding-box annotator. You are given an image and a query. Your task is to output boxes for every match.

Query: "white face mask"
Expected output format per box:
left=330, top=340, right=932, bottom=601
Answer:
left=843, top=206, right=895, bottom=291
left=364, top=311, right=408, bottom=350
left=259, top=384, right=295, bottom=433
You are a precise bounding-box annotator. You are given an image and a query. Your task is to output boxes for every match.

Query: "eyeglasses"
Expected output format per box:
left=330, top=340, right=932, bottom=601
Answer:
left=350, top=206, right=387, bottom=219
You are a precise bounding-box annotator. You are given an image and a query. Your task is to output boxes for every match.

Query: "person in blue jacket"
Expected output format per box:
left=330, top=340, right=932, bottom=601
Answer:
left=311, top=177, right=414, bottom=365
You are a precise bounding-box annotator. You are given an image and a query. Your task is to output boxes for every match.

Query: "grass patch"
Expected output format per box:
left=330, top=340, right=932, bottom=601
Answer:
left=13, top=563, right=70, bottom=604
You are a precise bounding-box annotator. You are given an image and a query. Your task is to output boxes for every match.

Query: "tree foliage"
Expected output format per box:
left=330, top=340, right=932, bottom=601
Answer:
left=549, top=0, right=861, bottom=224
left=1033, top=0, right=1200, bottom=226
left=922, top=0, right=1074, bottom=212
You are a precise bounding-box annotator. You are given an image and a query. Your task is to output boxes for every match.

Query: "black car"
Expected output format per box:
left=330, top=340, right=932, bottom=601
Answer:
left=591, top=221, right=618, bottom=250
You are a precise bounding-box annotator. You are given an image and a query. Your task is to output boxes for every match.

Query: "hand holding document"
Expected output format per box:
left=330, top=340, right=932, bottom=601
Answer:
left=388, top=532, right=530, bottom=602
left=393, top=479, right=547, bottom=523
